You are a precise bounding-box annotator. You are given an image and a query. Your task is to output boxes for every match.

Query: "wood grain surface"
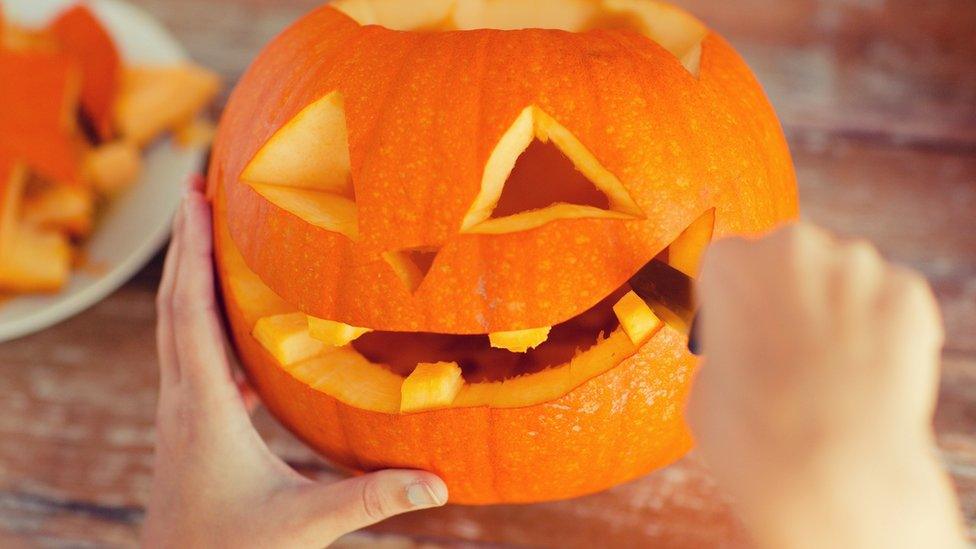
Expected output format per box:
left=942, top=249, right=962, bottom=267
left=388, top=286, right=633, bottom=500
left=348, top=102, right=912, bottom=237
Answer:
left=0, top=0, right=973, bottom=547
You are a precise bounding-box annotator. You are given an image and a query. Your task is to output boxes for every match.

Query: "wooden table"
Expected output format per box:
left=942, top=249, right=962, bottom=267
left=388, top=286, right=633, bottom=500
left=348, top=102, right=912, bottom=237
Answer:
left=1, top=1, right=974, bottom=547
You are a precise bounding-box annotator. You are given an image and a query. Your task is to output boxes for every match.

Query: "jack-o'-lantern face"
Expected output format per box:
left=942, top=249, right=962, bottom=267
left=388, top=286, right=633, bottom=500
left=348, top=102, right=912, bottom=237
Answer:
left=212, top=0, right=798, bottom=505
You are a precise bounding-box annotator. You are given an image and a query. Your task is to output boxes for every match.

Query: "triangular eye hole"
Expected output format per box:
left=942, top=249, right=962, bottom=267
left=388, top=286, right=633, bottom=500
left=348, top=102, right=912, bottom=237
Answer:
left=461, top=106, right=644, bottom=235
left=383, top=246, right=441, bottom=293
left=241, top=91, right=359, bottom=240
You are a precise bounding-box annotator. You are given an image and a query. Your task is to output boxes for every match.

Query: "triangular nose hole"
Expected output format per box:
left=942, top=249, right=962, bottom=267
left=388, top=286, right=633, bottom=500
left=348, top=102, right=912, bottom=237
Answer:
left=383, top=246, right=441, bottom=293
left=492, top=138, right=611, bottom=218
left=461, top=106, right=643, bottom=235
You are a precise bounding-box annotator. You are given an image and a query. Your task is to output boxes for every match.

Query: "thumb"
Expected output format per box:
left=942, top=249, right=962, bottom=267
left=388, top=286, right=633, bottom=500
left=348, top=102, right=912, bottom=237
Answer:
left=293, top=470, right=448, bottom=543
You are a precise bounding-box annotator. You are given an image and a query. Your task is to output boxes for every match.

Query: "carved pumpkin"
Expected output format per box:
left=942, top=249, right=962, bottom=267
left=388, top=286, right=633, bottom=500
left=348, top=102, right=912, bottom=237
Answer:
left=211, top=0, right=798, bottom=504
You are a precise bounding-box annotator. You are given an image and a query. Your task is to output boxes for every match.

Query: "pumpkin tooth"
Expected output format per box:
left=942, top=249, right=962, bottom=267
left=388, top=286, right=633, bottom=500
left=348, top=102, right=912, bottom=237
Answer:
left=253, top=313, right=326, bottom=366
left=307, top=316, right=372, bottom=347
left=613, top=291, right=663, bottom=346
left=667, top=208, right=715, bottom=277
left=400, top=362, right=465, bottom=413
left=489, top=327, right=552, bottom=353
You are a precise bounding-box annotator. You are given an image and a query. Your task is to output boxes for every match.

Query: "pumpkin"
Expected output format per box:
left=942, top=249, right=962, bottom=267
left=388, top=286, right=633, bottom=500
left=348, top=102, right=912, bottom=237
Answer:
left=211, top=0, right=798, bottom=504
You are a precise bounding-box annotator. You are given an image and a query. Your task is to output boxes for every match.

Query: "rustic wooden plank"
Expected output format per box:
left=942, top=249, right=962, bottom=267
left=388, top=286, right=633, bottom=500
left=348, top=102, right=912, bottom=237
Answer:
left=120, top=0, right=976, bottom=146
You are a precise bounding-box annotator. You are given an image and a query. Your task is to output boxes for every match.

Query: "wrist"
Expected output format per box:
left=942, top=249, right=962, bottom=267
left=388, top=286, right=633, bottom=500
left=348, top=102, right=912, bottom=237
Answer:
left=740, top=438, right=965, bottom=549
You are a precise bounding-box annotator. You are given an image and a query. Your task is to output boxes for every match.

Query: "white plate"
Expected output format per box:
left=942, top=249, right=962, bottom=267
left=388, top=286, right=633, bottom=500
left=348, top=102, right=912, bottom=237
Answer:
left=0, top=0, right=206, bottom=343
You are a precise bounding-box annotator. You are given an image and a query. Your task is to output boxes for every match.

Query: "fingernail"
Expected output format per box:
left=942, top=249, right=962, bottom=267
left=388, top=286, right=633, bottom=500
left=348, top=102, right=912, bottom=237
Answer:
left=406, top=480, right=447, bottom=508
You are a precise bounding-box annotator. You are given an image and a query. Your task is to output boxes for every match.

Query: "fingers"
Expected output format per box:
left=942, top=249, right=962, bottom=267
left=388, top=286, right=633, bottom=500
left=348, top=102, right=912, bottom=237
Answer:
left=156, top=194, right=187, bottom=390
left=168, top=188, right=239, bottom=405
left=298, top=470, right=447, bottom=542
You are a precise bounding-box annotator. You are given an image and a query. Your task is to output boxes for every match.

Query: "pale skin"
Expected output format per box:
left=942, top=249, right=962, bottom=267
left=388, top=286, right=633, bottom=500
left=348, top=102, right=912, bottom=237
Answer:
left=145, top=178, right=448, bottom=549
left=146, top=181, right=968, bottom=547
left=691, top=223, right=968, bottom=549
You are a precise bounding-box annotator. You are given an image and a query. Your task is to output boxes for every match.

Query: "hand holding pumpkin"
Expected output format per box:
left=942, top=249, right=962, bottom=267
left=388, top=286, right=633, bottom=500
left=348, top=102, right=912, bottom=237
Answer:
left=690, top=223, right=967, bottom=549
left=144, top=180, right=447, bottom=549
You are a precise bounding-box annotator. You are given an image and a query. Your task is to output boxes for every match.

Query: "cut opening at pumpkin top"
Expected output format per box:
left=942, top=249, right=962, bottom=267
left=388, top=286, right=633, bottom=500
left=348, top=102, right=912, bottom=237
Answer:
left=331, top=0, right=707, bottom=76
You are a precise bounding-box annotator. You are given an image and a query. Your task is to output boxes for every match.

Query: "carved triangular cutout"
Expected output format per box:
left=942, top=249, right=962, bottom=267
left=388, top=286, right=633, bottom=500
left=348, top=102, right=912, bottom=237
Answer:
left=462, top=106, right=643, bottom=234
left=242, top=90, right=353, bottom=197
left=242, top=91, right=359, bottom=241
left=383, top=246, right=441, bottom=293
left=492, top=139, right=611, bottom=217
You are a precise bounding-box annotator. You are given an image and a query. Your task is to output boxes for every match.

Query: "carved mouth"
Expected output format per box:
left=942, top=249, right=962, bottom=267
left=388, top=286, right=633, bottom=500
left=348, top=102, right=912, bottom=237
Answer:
left=224, top=200, right=713, bottom=413
left=352, top=284, right=631, bottom=383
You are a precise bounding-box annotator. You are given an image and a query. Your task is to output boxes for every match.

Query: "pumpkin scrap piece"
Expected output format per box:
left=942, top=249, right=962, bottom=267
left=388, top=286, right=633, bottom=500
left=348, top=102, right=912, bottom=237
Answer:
left=23, top=183, right=94, bottom=237
left=50, top=5, right=121, bottom=140
left=400, top=362, right=465, bottom=413
left=84, top=141, right=142, bottom=195
left=307, top=316, right=371, bottom=347
left=489, top=327, right=552, bottom=353
left=0, top=224, right=71, bottom=293
left=0, top=50, right=81, bottom=183
left=613, top=290, right=663, bottom=346
left=115, top=65, right=221, bottom=146
left=253, top=312, right=326, bottom=366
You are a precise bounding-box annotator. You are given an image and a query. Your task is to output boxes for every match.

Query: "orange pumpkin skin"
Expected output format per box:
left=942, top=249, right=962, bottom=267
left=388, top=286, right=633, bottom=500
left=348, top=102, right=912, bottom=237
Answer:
left=211, top=2, right=798, bottom=504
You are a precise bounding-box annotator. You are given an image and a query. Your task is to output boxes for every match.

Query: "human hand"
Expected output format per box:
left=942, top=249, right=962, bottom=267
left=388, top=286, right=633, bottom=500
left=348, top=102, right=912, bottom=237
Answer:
left=145, top=178, right=448, bottom=548
left=688, top=223, right=966, bottom=549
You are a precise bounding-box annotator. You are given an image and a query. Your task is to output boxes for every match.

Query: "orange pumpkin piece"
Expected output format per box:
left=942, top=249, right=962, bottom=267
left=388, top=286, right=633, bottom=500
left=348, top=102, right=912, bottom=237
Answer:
left=22, top=182, right=94, bottom=238
left=173, top=118, right=217, bottom=148
left=0, top=223, right=71, bottom=293
left=0, top=50, right=81, bottom=183
left=0, top=156, right=26, bottom=258
left=84, top=141, right=142, bottom=195
left=115, top=65, right=221, bottom=146
left=50, top=5, right=120, bottom=140
left=613, top=291, right=663, bottom=346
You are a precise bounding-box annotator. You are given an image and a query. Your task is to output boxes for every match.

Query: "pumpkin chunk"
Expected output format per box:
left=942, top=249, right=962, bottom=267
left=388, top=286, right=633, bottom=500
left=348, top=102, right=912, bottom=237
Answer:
left=613, top=291, right=663, bottom=346
left=0, top=225, right=71, bottom=293
left=667, top=208, right=715, bottom=277
left=50, top=5, right=120, bottom=140
left=115, top=65, right=220, bottom=146
left=253, top=313, right=326, bottom=366
left=241, top=91, right=352, bottom=196
left=307, top=317, right=372, bottom=347
left=400, top=362, right=465, bottom=413
left=22, top=183, right=94, bottom=237
left=84, top=141, right=142, bottom=195
left=462, top=105, right=642, bottom=234
left=489, top=327, right=552, bottom=353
